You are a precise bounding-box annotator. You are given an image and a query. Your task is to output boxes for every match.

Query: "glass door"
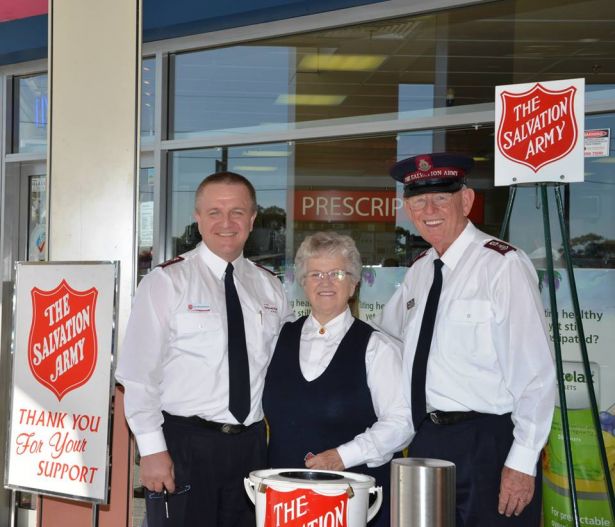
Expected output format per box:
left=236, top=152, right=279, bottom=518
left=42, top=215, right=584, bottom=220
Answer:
left=25, top=173, right=47, bottom=262
left=1, top=161, right=47, bottom=527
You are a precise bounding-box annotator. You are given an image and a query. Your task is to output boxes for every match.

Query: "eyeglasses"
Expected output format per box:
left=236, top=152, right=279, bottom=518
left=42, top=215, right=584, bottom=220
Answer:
left=406, top=193, right=454, bottom=211
left=306, top=270, right=352, bottom=282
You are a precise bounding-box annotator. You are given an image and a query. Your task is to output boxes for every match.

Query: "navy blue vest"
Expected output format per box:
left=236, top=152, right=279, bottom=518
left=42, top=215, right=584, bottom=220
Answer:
left=263, top=316, right=391, bottom=479
left=263, top=316, right=395, bottom=527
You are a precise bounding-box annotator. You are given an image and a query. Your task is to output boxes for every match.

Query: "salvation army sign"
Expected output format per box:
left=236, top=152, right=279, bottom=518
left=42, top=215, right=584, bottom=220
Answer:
left=5, top=262, right=118, bottom=503
left=498, top=84, right=577, bottom=171
left=495, top=78, right=585, bottom=186
left=29, top=280, right=98, bottom=401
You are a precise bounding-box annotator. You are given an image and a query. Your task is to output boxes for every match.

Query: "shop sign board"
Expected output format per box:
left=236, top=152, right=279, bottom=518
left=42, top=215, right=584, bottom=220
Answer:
left=494, top=78, right=585, bottom=186
left=295, top=189, right=486, bottom=225
left=295, top=190, right=401, bottom=223
left=4, top=262, right=119, bottom=503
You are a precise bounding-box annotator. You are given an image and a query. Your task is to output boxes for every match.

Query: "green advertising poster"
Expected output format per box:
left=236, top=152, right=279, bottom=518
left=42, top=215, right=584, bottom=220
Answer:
left=540, top=268, right=615, bottom=527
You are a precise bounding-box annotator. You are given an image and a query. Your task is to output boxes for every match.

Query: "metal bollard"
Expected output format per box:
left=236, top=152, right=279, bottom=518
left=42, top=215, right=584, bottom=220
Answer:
left=390, top=458, right=455, bottom=527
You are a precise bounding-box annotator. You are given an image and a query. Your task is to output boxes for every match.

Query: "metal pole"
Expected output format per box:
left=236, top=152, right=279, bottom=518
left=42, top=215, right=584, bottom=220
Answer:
left=540, top=184, right=581, bottom=526
left=498, top=185, right=517, bottom=241
left=9, top=490, right=16, bottom=527
left=553, top=184, right=615, bottom=515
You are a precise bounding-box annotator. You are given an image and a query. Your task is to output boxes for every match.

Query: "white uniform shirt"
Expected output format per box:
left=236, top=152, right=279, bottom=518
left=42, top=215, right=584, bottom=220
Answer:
left=378, top=222, right=556, bottom=476
left=116, top=242, right=293, bottom=456
left=300, top=308, right=411, bottom=469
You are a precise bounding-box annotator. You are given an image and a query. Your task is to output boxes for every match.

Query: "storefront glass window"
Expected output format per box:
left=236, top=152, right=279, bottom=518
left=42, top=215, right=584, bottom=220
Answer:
left=168, top=144, right=290, bottom=272
left=167, top=126, right=509, bottom=269
left=141, top=57, right=156, bottom=144
left=170, top=0, right=615, bottom=139
left=12, top=60, right=156, bottom=151
left=171, top=47, right=292, bottom=138
left=509, top=112, right=615, bottom=270
left=13, top=74, right=48, bottom=154
left=166, top=127, right=512, bottom=323
left=27, top=175, right=47, bottom=262
left=137, top=167, right=155, bottom=281
left=569, top=113, right=615, bottom=269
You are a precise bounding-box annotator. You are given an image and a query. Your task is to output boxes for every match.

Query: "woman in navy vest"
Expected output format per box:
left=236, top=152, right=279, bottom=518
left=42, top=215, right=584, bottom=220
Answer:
left=263, top=232, right=411, bottom=527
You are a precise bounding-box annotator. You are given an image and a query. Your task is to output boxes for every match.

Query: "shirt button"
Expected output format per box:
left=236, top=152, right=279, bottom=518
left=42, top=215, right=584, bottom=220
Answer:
left=319, top=327, right=326, bottom=335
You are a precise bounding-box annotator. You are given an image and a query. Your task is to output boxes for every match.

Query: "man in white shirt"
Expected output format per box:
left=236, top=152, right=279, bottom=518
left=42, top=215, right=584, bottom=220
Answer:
left=116, top=172, right=292, bottom=527
left=379, top=153, right=556, bottom=526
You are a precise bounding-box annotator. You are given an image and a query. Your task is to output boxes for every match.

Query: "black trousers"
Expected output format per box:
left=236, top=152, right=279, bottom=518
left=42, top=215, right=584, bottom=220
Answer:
left=145, top=414, right=266, bottom=527
left=409, top=413, right=542, bottom=527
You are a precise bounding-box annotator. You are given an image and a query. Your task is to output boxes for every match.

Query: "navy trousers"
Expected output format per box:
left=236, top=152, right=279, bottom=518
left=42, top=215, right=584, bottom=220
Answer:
left=145, top=414, right=266, bottom=527
left=409, top=413, right=542, bottom=527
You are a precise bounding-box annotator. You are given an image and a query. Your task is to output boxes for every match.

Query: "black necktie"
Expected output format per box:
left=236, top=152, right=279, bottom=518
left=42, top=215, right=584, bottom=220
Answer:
left=225, top=263, right=250, bottom=423
left=411, top=258, right=444, bottom=429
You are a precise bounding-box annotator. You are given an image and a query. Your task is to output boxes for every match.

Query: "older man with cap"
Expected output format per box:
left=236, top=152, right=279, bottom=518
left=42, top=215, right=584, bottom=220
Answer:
left=378, top=153, right=556, bottom=526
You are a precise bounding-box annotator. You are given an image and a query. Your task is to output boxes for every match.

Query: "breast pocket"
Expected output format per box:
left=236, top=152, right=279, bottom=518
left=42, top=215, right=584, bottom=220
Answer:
left=259, top=310, right=282, bottom=354
left=442, top=300, right=492, bottom=359
left=173, top=312, right=224, bottom=362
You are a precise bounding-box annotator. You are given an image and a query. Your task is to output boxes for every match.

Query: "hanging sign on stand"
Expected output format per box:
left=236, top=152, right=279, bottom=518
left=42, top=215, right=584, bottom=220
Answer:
left=495, top=77, right=615, bottom=526
left=495, top=78, right=585, bottom=185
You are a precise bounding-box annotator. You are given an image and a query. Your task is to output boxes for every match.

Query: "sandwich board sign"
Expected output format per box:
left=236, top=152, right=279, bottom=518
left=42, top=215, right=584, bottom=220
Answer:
left=4, top=262, right=118, bottom=503
left=495, top=78, right=585, bottom=186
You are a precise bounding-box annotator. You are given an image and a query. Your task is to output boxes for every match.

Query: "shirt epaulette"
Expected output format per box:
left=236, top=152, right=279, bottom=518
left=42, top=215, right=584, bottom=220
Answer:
left=254, top=263, right=277, bottom=276
left=157, top=256, right=184, bottom=268
left=409, top=250, right=429, bottom=267
left=484, top=239, right=517, bottom=255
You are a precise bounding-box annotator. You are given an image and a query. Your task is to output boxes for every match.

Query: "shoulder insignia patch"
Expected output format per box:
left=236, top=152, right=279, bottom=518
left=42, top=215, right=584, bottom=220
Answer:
left=484, top=239, right=517, bottom=255
left=157, top=256, right=184, bottom=268
left=255, top=263, right=277, bottom=277
left=408, top=250, right=429, bottom=267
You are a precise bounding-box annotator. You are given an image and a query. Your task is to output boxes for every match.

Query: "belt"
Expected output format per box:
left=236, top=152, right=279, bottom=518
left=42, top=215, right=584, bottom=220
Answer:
left=428, top=410, right=484, bottom=425
left=163, top=412, right=262, bottom=435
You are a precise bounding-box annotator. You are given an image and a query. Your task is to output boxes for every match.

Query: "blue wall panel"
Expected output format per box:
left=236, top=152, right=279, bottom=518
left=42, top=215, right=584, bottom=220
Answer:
left=0, top=0, right=387, bottom=66
left=143, top=0, right=386, bottom=41
left=0, top=15, right=47, bottom=66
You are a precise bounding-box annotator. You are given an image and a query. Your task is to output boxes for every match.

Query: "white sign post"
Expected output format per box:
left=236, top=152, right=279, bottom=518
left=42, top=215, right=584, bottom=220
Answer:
left=4, top=262, right=119, bottom=503
left=494, top=78, right=585, bottom=186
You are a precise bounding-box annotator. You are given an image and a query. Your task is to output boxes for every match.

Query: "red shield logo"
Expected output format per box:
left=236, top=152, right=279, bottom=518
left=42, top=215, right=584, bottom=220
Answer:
left=28, top=280, right=98, bottom=401
left=497, top=83, right=578, bottom=172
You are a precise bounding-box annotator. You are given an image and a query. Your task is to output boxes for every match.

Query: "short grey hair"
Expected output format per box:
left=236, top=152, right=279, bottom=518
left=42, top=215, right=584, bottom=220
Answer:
left=195, top=171, right=257, bottom=213
left=295, top=232, right=362, bottom=286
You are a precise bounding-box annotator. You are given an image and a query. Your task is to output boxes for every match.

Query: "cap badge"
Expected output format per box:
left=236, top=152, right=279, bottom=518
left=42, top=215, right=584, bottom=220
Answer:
left=417, top=157, right=432, bottom=172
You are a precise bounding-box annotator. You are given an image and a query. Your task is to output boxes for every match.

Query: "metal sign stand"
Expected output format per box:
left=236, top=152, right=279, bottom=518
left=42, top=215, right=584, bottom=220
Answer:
left=499, top=182, right=615, bottom=527
left=9, top=490, right=16, bottom=527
